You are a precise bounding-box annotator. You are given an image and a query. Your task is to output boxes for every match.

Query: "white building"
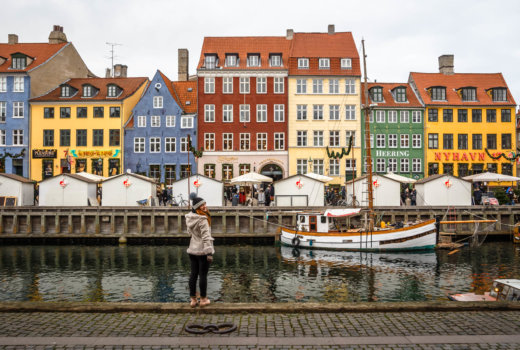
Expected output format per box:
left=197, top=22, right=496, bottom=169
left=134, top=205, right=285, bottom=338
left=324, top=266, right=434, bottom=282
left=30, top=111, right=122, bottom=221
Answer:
left=415, top=174, right=471, bottom=206
left=102, top=172, right=157, bottom=206
left=345, top=175, right=401, bottom=207
left=0, top=173, right=35, bottom=206
left=170, top=174, right=223, bottom=207
left=39, top=173, right=99, bottom=206
left=273, top=174, right=324, bottom=206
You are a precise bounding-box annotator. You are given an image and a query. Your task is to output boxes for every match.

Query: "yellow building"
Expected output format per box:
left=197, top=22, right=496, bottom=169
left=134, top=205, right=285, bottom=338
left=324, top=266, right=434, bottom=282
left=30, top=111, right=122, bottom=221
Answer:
left=410, top=56, right=517, bottom=178
left=287, top=29, right=362, bottom=186
left=30, top=76, right=148, bottom=181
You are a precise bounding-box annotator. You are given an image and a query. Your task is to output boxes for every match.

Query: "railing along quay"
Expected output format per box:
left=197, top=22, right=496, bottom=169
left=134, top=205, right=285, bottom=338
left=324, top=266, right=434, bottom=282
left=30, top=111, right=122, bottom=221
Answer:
left=0, top=206, right=518, bottom=243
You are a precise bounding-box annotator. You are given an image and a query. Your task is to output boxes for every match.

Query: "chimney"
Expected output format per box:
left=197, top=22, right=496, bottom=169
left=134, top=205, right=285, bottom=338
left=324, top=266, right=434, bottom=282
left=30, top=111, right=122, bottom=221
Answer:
left=286, top=29, right=294, bottom=40
left=328, top=24, right=335, bottom=35
left=178, top=48, right=189, bottom=81
left=113, top=64, right=122, bottom=77
left=105, top=68, right=111, bottom=78
left=48, top=25, right=67, bottom=44
left=8, top=34, right=18, bottom=45
left=121, top=65, right=128, bottom=78
left=438, top=54, right=454, bottom=75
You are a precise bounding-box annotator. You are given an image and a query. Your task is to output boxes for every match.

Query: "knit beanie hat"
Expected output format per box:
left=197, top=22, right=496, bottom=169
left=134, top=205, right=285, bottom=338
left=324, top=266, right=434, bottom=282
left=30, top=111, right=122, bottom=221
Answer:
left=189, top=192, right=206, bottom=209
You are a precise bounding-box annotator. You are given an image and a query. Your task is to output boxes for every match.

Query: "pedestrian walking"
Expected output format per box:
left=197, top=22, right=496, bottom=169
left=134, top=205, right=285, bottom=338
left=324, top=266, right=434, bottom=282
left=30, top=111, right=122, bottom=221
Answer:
left=411, top=188, right=417, bottom=206
left=186, top=193, right=214, bottom=307
left=473, top=186, right=482, bottom=205
left=265, top=186, right=271, bottom=206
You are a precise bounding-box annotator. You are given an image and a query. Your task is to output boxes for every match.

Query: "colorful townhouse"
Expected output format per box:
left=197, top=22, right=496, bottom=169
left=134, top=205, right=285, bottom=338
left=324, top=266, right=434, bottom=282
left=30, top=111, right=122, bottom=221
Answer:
left=197, top=35, right=291, bottom=181
left=0, top=26, right=91, bottom=177
left=287, top=25, right=362, bottom=186
left=409, top=55, right=517, bottom=177
left=124, top=67, right=197, bottom=185
left=361, top=83, right=425, bottom=179
left=30, top=76, right=148, bottom=181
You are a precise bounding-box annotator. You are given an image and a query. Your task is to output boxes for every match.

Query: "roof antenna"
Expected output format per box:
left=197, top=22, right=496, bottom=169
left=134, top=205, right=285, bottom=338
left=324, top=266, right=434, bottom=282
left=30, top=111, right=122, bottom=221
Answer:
left=106, top=42, right=122, bottom=77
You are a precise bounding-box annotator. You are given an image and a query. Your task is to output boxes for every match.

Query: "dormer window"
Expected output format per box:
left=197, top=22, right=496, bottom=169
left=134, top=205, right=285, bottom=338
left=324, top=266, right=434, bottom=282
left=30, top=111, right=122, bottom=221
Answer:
left=247, top=54, right=260, bottom=67
left=107, top=84, right=120, bottom=97
left=341, top=58, right=352, bottom=69
left=394, top=87, right=407, bottom=102
left=270, top=54, right=282, bottom=67
left=225, top=54, right=238, bottom=67
left=83, top=85, right=92, bottom=97
left=370, top=87, right=383, bottom=103
left=492, top=88, right=507, bottom=102
left=298, top=58, right=309, bottom=69
left=430, top=86, right=446, bottom=101
left=187, top=87, right=193, bottom=92
left=61, top=85, right=71, bottom=97
left=319, top=58, right=330, bottom=69
left=11, top=54, right=26, bottom=69
left=204, top=54, right=217, bottom=69
left=461, top=87, right=476, bottom=101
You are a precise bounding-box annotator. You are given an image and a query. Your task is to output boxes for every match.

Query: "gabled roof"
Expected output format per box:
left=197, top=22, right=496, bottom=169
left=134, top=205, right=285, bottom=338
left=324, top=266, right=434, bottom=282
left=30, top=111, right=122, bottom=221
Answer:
left=31, top=77, right=148, bottom=102
left=415, top=173, right=469, bottom=184
left=345, top=174, right=401, bottom=185
left=410, top=72, right=516, bottom=106
left=40, top=173, right=99, bottom=184
left=0, top=173, right=35, bottom=183
left=172, top=81, right=197, bottom=114
left=104, top=172, right=157, bottom=184
left=0, top=42, right=68, bottom=73
left=361, top=82, right=423, bottom=108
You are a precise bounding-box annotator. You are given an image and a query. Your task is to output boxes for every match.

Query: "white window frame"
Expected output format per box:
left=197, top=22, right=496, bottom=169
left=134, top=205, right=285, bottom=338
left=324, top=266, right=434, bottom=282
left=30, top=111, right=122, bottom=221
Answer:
left=376, top=134, right=385, bottom=148
left=13, top=102, right=24, bottom=118
left=296, top=79, right=307, bottom=94
left=388, top=134, right=397, bottom=148
left=274, top=133, right=284, bottom=150
left=256, top=77, right=267, bottom=94
left=313, top=130, right=323, bottom=147
left=150, top=137, right=161, bottom=153
left=296, top=159, right=308, bottom=174
left=329, top=105, right=340, bottom=120
left=298, top=58, right=309, bottom=69
left=13, top=129, right=23, bottom=146
left=297, top=130, right=307, bottom=147
left=297, top=105, right=307, bottom=120
left=274, top=104, right=284, bottom=122
left=312, top=79, right=323, bottom=94
left=240, top=104, right=250, bottom=122
left=341, top=58, right=352, bottom=69
left=134, top=137, right=145, bottom=153
left=222, top=133, right=233, bottom=151
left=181, top=116, right=194, bottom=129
left=345, top=79, right=356, bottom=94
left=319, top=58, right=330, bottom=69
left=166, top=115, right=175, bottom=127
left=165, top=137, right=176, bottom=153
left=256, top=104, right=267, bottom=122
left=329, top=158, right=340, bottom=176
left=204, top=104, right=215, bottom=122
left=150, top=115, right=160, bottom=127
left=247, top=54, right=260, bottom=67
left=401, top=158, right=410, bottom=173
left=270, top=55, right=282, bottom=67
left=0, top=76, right=6, bottom=92
left=376, top=158, right=386, bottom=173
left=388, top=158, right=398, bottom=173
left=137, top=115, right=146, bottom=128
left=313, top=159, right=324, bottom=175
left=225, top=54, right=238, bottom=67
left=239, top=77, right=250, bottom=94
left=223, top=77, right=233, bottom=94
left=313, top=105, right=323, bottom=120
left=153, top=96, right=163, bottom=108
left=204, top=133, right=214, bottom=151
left=329, top=130, right=340, bottom=147
left=388, top=111, right=398, bottom=123
left=240, top=133, right=250, bottom=151
left=412, top=111, right=422, bottom=123
left=204, top=77, right=215, bottom=94
left=274, top=77, right=284, bottom=94
left=13, top=76, right=24, bottom=92
left=376, top=110, right=385, bottom=123
left=400, top=134, right=409, bottom=148
left=0, top=101, right=5, bottom=122
left=0, top=130, right=5, bottom=146
left=400, top=110, right=410, bottom=123
left=345, top=105, right=356, bottom=120
left=412, top=134, right=422, bottom=148
left=223, top=104, right=233, bottom=123
left=412, top=158, right=422, bottom=173
left=179, top=137, right=189, bottom=153
left=329, top=79, right=339, bottom=94
left=257, top=133, right=267, bottom=151
left=345, top=130, right=356, bottom=147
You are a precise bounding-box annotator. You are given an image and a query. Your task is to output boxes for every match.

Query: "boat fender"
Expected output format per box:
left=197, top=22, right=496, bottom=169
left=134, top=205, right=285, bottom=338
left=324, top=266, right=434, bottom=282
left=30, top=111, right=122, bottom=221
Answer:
left=291, top=248, right=300, bottom=258
left=292, top=236, right=301, bottom=247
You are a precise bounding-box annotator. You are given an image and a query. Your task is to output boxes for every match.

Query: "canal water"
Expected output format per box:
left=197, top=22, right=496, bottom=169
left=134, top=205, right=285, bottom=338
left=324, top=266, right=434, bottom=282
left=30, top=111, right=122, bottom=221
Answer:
left=0, top=242, right=518, bottom=303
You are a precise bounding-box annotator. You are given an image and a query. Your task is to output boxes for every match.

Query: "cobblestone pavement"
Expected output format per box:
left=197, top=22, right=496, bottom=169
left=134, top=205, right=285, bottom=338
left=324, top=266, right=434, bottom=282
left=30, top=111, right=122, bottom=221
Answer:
left=0, top=311, right=519, bottom=349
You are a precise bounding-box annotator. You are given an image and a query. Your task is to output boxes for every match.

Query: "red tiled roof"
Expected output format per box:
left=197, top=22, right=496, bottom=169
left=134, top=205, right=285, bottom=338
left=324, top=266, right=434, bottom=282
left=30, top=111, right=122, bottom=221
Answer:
left=410, top=72, right=516, bottom=106
left=172, top=81, right=197, bottom=114
left=197, top=36, right=291, bottom=70
left=0, top=42, right=68, bottom=73
left=31, top=77, right=148, bottom=102
left=291, top=32, right=359, bottom=57
left=360, top=82, right=423, bottom=108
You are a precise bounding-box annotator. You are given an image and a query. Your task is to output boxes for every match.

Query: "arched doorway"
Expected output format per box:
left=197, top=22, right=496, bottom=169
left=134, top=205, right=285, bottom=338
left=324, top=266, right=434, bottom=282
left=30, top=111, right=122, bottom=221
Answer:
left=260, top=163, right=283, bottom=182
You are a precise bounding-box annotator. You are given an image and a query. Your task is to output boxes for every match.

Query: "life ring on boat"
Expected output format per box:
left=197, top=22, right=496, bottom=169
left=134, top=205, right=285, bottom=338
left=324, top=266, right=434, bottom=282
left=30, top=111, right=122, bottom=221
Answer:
left=291, top=248, right=300, bottom=258
left=292, top=236, right=301, bottom=247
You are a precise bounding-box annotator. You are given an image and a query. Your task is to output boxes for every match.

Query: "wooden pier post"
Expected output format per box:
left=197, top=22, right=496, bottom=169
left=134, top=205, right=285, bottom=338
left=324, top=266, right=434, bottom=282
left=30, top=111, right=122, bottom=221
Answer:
left=26, top=214, right=31, bottom=234
left=68, top=214, right=73, bottom=234
left=12, top=214, right=18, bottom=234
left=55, top=215, right=60, bottom=234
left=80, top=214, right=86, bottom=234
left=40, top=215, right=46, bottom=234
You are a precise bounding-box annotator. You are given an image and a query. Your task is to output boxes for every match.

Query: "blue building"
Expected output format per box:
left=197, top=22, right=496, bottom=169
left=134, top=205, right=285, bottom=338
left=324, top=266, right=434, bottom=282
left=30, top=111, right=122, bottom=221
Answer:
left=124, top=70, right=198, bottom=185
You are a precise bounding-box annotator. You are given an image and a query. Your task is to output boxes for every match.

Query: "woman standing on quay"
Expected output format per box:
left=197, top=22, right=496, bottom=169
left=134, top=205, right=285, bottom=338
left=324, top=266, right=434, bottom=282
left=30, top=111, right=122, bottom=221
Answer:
left=186, top=193, right=214, bottom=307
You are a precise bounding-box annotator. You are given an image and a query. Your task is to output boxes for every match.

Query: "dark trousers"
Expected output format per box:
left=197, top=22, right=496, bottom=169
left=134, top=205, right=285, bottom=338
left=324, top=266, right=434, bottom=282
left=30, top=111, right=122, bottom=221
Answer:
left=189, top=254, right=210, bottom=298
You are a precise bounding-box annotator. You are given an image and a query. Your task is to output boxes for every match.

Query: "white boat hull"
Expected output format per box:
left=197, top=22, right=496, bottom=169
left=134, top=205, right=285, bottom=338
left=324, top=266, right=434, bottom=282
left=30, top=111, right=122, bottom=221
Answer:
left=281, top=219, right=437, bottom=251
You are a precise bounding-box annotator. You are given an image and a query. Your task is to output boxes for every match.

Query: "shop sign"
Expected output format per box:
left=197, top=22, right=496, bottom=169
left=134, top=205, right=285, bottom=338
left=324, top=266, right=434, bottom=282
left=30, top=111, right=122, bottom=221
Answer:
left=70, top=149, right=120, bottom=158
left=434, top=152, right=486, bottom=162
left=32, top=149, right=57, bottom=159
left=375, top=150, right=410, bottom=157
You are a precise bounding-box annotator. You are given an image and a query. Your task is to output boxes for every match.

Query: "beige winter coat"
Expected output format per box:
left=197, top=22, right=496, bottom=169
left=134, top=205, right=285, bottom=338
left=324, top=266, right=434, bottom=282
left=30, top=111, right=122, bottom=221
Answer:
left=186, top=212, right=215, bottom=255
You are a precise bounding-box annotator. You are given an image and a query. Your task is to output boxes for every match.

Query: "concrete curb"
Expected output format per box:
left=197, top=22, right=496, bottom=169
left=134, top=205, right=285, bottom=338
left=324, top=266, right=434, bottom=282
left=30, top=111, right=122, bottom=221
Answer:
left=0, top=301, right=519, bottom=314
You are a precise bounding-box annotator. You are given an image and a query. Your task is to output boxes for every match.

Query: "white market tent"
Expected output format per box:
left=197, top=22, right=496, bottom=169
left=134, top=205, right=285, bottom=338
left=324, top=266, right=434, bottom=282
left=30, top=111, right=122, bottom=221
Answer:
left=273, top=174, right=324, bottom=206
left=75, top=171, right=107, bottom=182
left=230, top=172, right=273, bottom=185
left=170, top=175, right=224, bottom=207
left=346, top=174, right=401, bottom=207
left=463, top=172, right=520, bottom=183
left=0, top=173, right=35, bottom=206
left=39, top=173, right=99, bottom=206
left=384, top=172, right=417, bottom=184
left=303, top=172, right=333, bottom=183
left=102, top=172, right=157, bottom=206
left=415, top=174, right=471, bottom=206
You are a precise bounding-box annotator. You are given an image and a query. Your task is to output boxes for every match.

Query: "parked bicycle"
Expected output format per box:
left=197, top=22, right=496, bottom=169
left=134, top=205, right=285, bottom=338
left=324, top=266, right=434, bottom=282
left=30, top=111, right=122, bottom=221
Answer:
left=167, top=194, right=189, bottom=207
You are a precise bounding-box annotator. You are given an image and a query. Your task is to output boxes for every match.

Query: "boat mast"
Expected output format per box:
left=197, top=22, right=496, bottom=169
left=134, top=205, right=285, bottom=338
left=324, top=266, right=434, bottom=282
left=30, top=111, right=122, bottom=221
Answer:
left=362, top=39, right=374, bottom=232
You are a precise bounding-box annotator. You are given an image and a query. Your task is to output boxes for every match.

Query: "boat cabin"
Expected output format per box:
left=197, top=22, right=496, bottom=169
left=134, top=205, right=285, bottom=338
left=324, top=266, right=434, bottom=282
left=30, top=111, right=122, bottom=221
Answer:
left=489, top=279, right=520, bottom=301
left=297, top=209, right=362, bottom=233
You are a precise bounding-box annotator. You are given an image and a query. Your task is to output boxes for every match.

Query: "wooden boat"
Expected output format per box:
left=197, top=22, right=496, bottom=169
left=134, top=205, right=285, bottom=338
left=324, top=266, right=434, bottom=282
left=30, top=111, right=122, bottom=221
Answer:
left=449, top=279, right=520, bottom=302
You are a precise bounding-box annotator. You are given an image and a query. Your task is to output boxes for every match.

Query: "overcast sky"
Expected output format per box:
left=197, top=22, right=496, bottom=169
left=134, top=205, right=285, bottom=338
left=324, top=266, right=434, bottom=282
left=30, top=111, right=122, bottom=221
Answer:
left=3, top=0, right=520, bottom=107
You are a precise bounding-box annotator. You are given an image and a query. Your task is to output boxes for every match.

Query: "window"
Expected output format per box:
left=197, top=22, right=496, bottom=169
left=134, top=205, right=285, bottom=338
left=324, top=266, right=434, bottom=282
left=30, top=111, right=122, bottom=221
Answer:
left=458, top=109, right=468, bottom=122
left=401, top=110, right=410, bottom=123
left=274, top=132, right=285, bottom=150
left=247, top=54, right=260, bottom=67
left=412, top=159, right=421, bottom=173
left=181, top=116, right=193, bottom=128
left=166, top=115, right=175, bottom=127
left=313, top=105, right=323, bottom=120
left=298, top=58, right=309, bottom=69
left=501, top=109, right=511, bottom=122
left=375, top=110, right=385, bottom=123
left=223, top=77, right=233, bottom=94
left=151, top=115, right=160, bottom=127
left=297, top=105, right=307, bottom=120
left=225, top=54, right=238, bottom=67
left=223, top=133, right=233, bottom=150
left=76, top=129, right=87, bottom=147
left=388, top=134, right=397, bottom=148
left=329, top=159, right=340, bottom=176
left=13, top=76, right=24, bottom=92
left=204, top=134, right=214, bottom=151
left=329, top=105, right=340, bottom=120
left=400, top=134, right=409, bottom=148
left=43, top=130, right=54, bottom=147
left=93, top=130, right=103, bottom=146
left=83, top=85, right=92, bottom=97
left=148, top=164, right=160, bottom=181
left=44, top=107, right=54, bottom=119
left=443, top=109, right=453, bottom=122
left=412, top=111, right=421, bottom=123
left=329, top=130, right=340, bottom=147
left=472, top=109, right=482, bottom=122
left=257, top=133, right=267, bottom=150
left=487, top=134, right=497, bottom=149
left=240, top=133, right=250, bottom=151
left=312, top=79, right=323, bottom=94
left=256, top=104, right=267, bottom=122
left=395, top=88, right=407, bottom=102
left=400, top=158, right=409, bottom=173
left=295, top=79, right=307, bottom=94
left=60, top=129, right=70, bottom=146
left=204, top=164, right=215, bottom=179
left=93, top=107, right=104, bottom=118
left=313, top=130, right=323, bottom=147
left=162, top=137, right=175, bottom=153
left=0, top=77, right=6, bottom=92
left=388, top=158, right=397, bottom=172
left=370, top=87, right=383, bottom=102
left=388, top=111, right=397, bottom=123
left=458, top=164, right=469, bottom=178
left=223, top=104, right=233, bottom=122
left=58, top=107, right=70, bottom=119
left=313, top=159, right=324, bottom=175
left=274, top=104, right=284, bottom=122
left=180, top=137, right=189, bottom=153
left=240, top=104, right=250, bottom=122
left=204, top=77, right=215, bottom=93
left=462, top=87, right=476, bottom=101
left=222, top=164, right=233, bottom=180
left=428, top=134, right=438, bottom=149
left=12, top=130, right=23, bottom=146
left=239, top=164, right=250, bottom=176
left=13, top=102, right=24, bottom=118
left=204, top=55, right=217, bottom=69
left=376, top=134, right=385, bottom=148
left=443, top=134, right=453, bottom=149
left=204, top=104, right=215, bottom=122
left=431, top=87, right=446, bottom=100
left=153, top=96, right=163, bottom=108
left=502, top=163, right=513, bottom=176
left=109, top=129, right=120, bottom=147
left=472, top=134, right=482, bottom=149
left=239, top=77, right=250, bottom=94
left=345, top=131, right=356, bottom=147
left=341, top=58, right=352, bottom=69
left=77, top=107, right=87, bottom=118
left=274, top=77, right=284, bottom=94
left=502, top=134, right=512, bottom=149
left=270, top=54, right=282, bottom=67
left=486, top=109, right=496, bottom=122
left=492, top=88, right=507, bottom=102
left=428, top=109, right=438, bottom=122
left=319, top=58, right=330, bottom=69
left=458, top=134, right=468, bottom=150
left=61, top=85, right=71, bottom=97
left=345, top=79, right=356, bottom=94
left=134, top=137, right=145, bottom=153
left=329, top=79, right=339, bottom=94
left=297, top=131, right=307, bottom=147
left=296, top=159, right=308, bottom=174
left=412, top=134, right=421, bottom=148
left=0, top=130, right=5, bottom=146
left=137, top=115, right=146, bottom=127
left=107, top=85, right=118, bottom=97
left=376, top=158, right=386, bottom=173
left=256, top=77, right=267, bottom=94
left=109, top=107, right=120, bottom=118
